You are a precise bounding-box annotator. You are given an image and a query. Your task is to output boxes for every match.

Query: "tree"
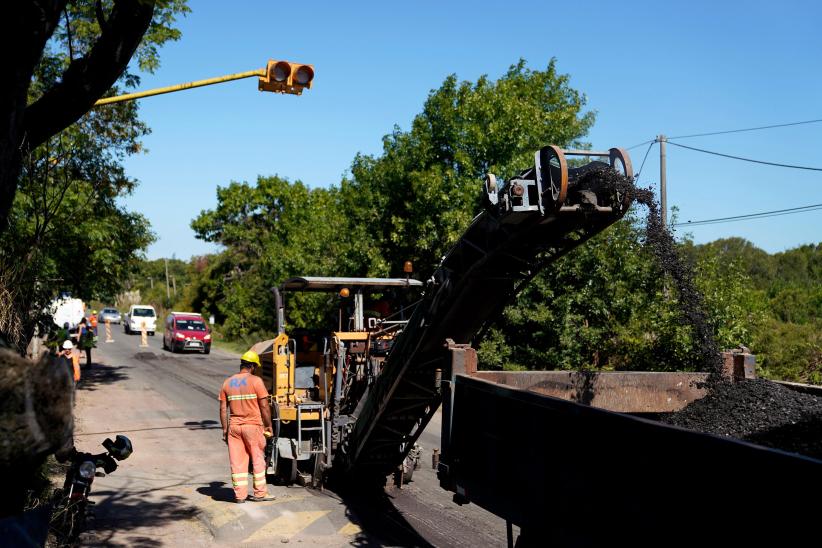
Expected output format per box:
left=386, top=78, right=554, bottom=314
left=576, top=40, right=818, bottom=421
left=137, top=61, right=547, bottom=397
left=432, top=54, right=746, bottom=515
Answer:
left=192, top=175, right=351, bottom=338
left=0, top=0, right=188, bottom=234
left=0, top=97, right=157, bottom=351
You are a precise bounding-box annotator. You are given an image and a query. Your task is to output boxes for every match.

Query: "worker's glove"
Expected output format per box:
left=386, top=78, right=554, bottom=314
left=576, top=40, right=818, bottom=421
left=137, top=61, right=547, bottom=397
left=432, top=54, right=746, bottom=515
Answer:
left=264, top=429, right=273, bottom=438
left=222, top=430, right=228, bottom=444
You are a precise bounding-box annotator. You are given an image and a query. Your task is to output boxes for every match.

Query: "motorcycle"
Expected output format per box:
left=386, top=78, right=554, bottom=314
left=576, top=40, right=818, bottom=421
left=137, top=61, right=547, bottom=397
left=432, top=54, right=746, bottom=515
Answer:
left=49, top=435, right=133, bottom=544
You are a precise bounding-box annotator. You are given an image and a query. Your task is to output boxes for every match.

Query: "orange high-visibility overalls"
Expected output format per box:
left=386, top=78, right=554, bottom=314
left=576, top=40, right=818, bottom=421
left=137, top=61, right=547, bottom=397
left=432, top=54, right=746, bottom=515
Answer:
left=70, top=350, right=81, bottom=382
left=219, top=372, right=269, bottom=500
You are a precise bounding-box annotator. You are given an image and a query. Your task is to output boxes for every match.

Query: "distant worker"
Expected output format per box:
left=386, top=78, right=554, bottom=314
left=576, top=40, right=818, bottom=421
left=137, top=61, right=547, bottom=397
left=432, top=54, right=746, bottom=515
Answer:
left=57, top=340, right=81, bottom=383
left=77, top=318, right=95, bottom=367
left=89, top=310, right=98, bottom=336
left=219, top=350, right=275, bottom=503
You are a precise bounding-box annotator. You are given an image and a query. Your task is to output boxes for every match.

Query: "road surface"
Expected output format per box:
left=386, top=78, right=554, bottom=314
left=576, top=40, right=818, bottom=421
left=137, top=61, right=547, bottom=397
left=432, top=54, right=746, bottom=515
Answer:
left=72, top=330, right=511, bottom=546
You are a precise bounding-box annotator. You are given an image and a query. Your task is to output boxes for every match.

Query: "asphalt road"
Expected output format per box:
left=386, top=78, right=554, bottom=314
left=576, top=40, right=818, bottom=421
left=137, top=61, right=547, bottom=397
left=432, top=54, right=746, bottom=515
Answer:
left=72, top=329, right=510, bottom=546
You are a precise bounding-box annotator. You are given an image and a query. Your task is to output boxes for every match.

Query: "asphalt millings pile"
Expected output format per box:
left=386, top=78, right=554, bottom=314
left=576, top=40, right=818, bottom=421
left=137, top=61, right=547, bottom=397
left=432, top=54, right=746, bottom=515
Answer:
left=661, top=379, right=822, bottom=460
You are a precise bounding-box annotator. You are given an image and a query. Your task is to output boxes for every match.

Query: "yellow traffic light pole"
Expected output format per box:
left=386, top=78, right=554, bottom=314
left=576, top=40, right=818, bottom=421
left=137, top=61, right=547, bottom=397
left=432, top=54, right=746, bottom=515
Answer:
left=94, top=59, right=314, bottom=107
left=94, top=69, right=265, bottom=106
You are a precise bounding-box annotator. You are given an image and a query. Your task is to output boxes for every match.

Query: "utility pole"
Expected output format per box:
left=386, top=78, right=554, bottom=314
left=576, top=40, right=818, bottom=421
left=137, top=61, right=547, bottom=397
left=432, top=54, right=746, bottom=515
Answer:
left=172, top=275, right=177, bottom=297
left=148, top=276, right=153, bottom=289
left=164, top=258, right=170, bottom=300
left=658, top=134, right=667, bottom=228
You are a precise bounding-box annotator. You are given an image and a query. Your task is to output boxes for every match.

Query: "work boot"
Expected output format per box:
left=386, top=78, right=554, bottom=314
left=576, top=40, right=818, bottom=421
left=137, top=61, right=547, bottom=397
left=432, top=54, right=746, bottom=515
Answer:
left=247, top=495, right=275, bottom=502
left=234, top=498, right=246, bottom=504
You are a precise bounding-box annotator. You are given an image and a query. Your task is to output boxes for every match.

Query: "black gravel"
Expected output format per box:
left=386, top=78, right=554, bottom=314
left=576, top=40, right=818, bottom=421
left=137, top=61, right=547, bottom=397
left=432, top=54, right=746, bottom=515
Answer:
left=661, top=379, right=822, bottom=460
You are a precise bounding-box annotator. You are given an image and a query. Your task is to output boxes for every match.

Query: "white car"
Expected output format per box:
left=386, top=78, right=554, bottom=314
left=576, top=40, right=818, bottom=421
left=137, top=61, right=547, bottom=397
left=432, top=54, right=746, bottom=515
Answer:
left=124, top=305, right=157, bottom=336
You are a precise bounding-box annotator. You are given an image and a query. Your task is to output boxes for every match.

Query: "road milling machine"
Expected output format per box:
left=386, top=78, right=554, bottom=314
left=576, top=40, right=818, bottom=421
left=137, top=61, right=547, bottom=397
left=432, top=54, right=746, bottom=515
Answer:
left=250, top=276, right=424, bottom=486
left=249, top=145, right=634, bottom=486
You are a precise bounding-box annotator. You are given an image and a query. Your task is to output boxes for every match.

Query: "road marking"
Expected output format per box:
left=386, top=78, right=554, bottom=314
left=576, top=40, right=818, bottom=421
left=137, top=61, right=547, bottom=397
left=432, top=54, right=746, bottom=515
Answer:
left=337, top=522, right=362, bottom=536
left=242, top=510, right=330, bottom=543
left=199, top=498, right=246, bottom=530
left=198, top=492, right=310, bottom=531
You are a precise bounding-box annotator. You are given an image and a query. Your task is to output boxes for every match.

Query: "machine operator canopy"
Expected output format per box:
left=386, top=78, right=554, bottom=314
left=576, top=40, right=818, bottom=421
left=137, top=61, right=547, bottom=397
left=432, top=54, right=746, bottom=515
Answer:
left=280, top=277, right=423, bottom=292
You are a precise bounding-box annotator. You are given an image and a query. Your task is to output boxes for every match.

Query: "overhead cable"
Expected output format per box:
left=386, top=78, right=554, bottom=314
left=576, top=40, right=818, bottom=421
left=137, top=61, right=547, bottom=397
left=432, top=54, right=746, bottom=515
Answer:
left=626, top=139, right=655, bottom=151
left=669, top=118, right=822, bottom=140
left=634, top=141, right=656, bottom=184
left=666, top=141, right=822, bottom=172
left=673, top=202, right=822, bottom=227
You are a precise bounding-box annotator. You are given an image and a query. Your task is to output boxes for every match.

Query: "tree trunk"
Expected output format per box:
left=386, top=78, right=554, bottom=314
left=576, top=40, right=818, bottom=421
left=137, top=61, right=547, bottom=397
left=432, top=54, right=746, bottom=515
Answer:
left=0, top=1, right=65, bottom=231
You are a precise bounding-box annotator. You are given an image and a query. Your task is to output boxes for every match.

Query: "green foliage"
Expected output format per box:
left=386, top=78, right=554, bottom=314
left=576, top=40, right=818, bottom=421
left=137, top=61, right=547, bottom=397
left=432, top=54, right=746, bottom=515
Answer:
left=53, top=0, right=190, bottom=84
left=190, top=176, right=349, bottom=338
left=684, top=238, right=822, bottom=381
left=477, top=219, right=765, bottom=373
left=754, top=318, right=822, bottom=384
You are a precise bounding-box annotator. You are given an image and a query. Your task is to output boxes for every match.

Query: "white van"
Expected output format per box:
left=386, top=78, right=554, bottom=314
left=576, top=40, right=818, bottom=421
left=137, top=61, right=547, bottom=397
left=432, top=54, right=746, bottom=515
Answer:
left=124, top=304, right=157, bottom=336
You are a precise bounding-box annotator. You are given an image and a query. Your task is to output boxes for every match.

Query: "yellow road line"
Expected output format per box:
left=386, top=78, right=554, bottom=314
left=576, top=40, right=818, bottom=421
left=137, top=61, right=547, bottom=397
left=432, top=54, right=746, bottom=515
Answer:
left=242, top=510, right=330, bottom=543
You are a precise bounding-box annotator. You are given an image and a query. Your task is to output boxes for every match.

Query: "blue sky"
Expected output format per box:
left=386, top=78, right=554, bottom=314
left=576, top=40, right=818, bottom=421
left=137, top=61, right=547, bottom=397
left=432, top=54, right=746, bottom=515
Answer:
left=121, top=0, right=822, bottom=260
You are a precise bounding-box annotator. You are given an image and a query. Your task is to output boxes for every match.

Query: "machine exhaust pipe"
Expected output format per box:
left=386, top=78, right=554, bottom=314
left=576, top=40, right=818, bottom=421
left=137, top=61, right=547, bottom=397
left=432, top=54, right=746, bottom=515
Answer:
left=271, top=286, right=285, bottom=335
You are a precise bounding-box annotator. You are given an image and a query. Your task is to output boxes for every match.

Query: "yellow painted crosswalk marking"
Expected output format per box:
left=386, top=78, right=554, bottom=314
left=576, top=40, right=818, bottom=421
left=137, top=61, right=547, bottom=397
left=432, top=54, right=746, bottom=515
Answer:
left=199, top=497, right=246, bottom=530
left=243, top=510, right=331, bottom=543
left=337, top=522, right=362, bottom=536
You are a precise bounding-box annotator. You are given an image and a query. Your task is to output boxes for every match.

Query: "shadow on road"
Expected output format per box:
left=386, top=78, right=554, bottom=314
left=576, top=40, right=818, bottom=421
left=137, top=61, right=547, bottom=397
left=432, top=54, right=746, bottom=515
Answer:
left=76, top=419, right=222, bottom=437
left=77, top=363, right=130, bottom=391
left=196, top=481, right=234, bottom=502
left=334, top=485, right=434, bottom=547
left=84, top=489, right=198, bottom=547
left=183, top=419, right=220, bottom=431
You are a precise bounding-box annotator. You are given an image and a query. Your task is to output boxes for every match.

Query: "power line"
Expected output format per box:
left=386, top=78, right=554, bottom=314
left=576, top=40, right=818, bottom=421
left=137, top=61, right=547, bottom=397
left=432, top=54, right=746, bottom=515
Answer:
left=626, top=139, right=655, bottom=151
left=634, top=140, right=656, bottom=184
left=666, top=141, right=822, bottom=171
left=669, top=118, right=822, bottom=140
left=673, top=202, right=822, bottom=227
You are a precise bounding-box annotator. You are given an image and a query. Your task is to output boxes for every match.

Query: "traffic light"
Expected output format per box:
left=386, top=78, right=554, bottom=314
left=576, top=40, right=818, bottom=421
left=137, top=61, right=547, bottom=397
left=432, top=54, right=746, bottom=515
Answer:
left=258, top=59, right=314, bottom=95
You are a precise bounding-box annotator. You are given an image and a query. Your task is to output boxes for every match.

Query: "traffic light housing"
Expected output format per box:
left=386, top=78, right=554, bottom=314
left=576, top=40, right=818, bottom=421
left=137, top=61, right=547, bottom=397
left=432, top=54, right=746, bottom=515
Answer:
left=258, top=60, right=314, bottom=95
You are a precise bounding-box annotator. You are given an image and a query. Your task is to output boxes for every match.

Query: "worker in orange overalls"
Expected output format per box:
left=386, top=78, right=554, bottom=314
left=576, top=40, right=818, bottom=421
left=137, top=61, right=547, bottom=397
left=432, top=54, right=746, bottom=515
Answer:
left=59, top=340, right=81, bottom=383
left=219, top=350, right=275, bottom=503
left=89, top=310, right=98, bottom=336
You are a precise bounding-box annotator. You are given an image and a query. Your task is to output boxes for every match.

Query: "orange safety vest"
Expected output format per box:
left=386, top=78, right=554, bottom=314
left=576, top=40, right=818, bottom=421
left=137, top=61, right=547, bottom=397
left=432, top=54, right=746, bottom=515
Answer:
left=90, top=314, right=98, bottom=328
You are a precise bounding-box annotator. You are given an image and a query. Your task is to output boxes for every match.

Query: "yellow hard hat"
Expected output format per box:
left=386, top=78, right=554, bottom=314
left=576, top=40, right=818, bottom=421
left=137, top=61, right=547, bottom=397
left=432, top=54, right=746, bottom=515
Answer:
left=92, top=310, right=97, bottom=314
left=241, top=350, right=261, bottom=368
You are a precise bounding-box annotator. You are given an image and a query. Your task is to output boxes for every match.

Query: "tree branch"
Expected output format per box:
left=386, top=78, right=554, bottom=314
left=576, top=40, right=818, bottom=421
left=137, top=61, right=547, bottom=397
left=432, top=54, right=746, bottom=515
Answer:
left=95, top=0, right=108, bottom=31
left=63, top=7, right=74, bottom=60
left=23, top=0, right=156, bottom=150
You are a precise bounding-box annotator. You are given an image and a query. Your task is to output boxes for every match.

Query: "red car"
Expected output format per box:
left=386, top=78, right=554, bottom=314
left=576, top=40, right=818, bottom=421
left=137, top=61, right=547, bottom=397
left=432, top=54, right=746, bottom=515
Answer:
left=163, top=312, right=211, bottom=354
